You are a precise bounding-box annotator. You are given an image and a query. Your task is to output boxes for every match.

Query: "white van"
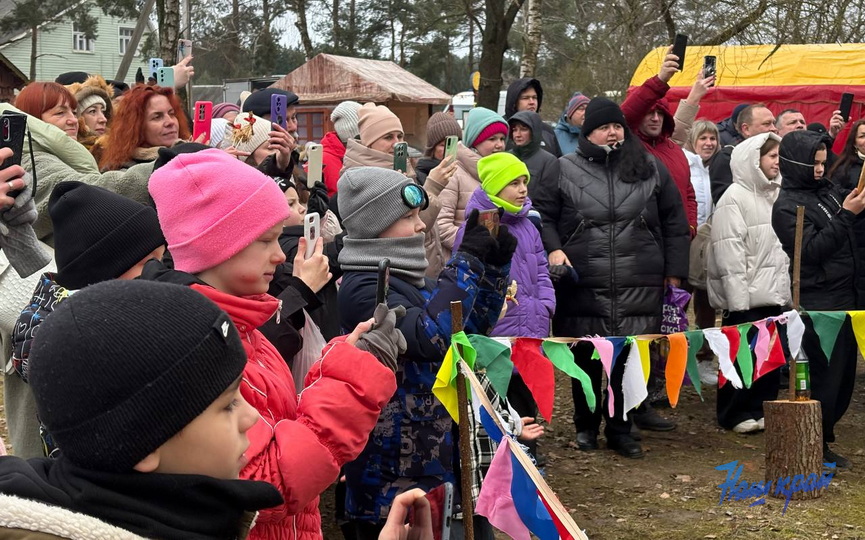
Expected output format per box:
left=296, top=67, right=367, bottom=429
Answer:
left=446, top=90, right=508, bottom=127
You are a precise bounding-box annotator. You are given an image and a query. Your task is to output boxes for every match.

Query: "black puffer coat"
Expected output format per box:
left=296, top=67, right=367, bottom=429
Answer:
left=772, top=130, right=861, bottom=310
left=509, top=111, right=560, bottom=204
left=535, top=133, right=690, bottom=337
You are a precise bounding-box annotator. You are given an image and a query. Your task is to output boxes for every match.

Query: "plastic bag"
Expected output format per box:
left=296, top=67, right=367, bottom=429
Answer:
left=661, top=285, right=691, bottom=334
left=292, top=309, right=327, bottom=387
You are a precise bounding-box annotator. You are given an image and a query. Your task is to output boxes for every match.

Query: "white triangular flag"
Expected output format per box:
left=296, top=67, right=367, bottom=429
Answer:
left=703, top=327, right=743, bottom=389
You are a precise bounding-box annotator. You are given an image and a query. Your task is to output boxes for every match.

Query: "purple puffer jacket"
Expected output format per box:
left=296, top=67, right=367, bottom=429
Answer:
left=454, top=188, right=555, bottom=338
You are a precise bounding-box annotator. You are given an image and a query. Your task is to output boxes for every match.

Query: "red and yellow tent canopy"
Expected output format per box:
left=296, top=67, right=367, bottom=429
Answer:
left=629, top=43, right=865, bottom=133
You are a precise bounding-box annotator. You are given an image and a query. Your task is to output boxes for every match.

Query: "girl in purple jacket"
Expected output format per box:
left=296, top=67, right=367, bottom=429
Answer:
left=454, top=152, right=556, bottom=338
left=454, top=153, right=556, bottom=462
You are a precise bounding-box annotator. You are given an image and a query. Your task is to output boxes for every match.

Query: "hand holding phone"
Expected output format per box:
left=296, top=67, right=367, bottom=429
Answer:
left=307, top=143, right=323, bottom=188
left=410, top=483, right=453, bottom=540
left=702, top=55, right=717, bottom=83
left=177, top=39, right=192, bottom=63
left=393, top=142, right=408, bottom=173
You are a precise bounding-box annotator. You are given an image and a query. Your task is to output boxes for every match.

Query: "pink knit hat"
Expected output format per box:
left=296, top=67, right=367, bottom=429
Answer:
left=149, top=148, right=290, bottom=273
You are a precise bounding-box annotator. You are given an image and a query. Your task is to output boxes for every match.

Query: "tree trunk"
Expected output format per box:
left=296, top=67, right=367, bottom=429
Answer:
left=477, top=0, right=526, bottom=110
left=519, top=0, right=541, bottom=77
left=764, top=400, right=824, bottom=500
left=332, top=0, right=340, bottom=50
left=28, top=24, right=36, bottom=81
left=294, top=0, right=314, bottom=59
left=159, top=0, right=180, bottom=65
left=348, top=0, right=356, bottom=54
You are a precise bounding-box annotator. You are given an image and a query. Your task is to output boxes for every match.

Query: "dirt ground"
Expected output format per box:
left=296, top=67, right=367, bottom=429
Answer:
left=4, top=366, right=865, bottom=540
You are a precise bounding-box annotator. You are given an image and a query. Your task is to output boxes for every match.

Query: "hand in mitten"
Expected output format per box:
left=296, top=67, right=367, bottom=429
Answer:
left=549, top=264, right=579, bottom=284
left=306, top=181, right=330, bottom=216
left=457, top=209, right=497, bottom=261
left=485, top=224, right=518, bottom=267
left=1, top=173, right=37, bottom=229
left=354, top=303, right=408, bottom=372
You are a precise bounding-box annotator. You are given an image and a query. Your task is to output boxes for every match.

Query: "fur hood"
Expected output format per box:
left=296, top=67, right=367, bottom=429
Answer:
left=66, top=75, right=114, bottom=119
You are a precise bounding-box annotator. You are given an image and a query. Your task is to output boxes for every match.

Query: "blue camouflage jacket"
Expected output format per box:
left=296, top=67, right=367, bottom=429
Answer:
left=337, top=251, right=509, bottom=521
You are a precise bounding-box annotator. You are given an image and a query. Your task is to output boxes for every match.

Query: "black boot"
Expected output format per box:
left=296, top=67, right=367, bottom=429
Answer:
left=576, top=430, right=598, bottom=451
left=633, top=406, right=676, bottom=431
left=607, top=434, right=644, bottom=458
left=824, top=443, right=852, bottom=470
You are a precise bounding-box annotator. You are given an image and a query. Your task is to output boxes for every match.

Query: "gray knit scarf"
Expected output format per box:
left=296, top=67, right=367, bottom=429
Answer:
left=339, top=234, right=428, bottom=287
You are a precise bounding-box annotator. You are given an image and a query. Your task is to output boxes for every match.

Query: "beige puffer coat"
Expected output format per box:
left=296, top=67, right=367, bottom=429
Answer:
left=437, top=143, right=481, bottom=250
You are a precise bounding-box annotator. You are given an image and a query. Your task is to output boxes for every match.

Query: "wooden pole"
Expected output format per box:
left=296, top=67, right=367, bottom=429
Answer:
left=790, top=206, right=805, bottom=400
left=765, top=205, right=823, bottom=499
left=115, top=0, right=156, bottom=82
left=450, top=300, right=474, bottom=540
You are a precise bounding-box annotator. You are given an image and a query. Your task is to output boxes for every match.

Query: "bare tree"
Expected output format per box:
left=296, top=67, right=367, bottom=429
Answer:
left=477, top=0, right=528, bottom=109
left=519, top=0, right=542, bottom=77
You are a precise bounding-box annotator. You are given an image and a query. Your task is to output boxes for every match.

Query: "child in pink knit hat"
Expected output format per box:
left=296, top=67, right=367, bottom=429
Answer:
left=144, top=148, right=402, bottom=540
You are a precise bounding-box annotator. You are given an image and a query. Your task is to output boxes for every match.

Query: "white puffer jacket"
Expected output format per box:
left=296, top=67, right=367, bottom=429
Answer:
left=684, top=149, right=713, bottom=227
left=707, top=133, right=791, bottom=312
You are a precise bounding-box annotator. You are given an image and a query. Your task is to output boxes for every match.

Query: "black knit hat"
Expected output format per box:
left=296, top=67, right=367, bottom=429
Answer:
left=55, top=71, right=89, bottom=85
left=28, top=279, right=248, bottom=472
left=153, top=142, right=210, bottom=171
left=581, top=97, right=627, bottom=136
left=49, top=181, right=166, bottom=289
left=242, top=88, right=299, bottom=118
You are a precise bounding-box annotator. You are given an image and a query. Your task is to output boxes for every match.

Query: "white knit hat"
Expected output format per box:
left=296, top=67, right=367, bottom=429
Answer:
left=331, top=101, right=361, bottom=143
left=226, top=113, right=271, bottom=154
left=209, top=118, right=231, bottom=149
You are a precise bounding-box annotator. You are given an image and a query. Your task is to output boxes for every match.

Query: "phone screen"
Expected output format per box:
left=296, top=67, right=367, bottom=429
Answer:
left=703, top=56, right=716, bottom=79
left=478, top=209, right=500, bottom=237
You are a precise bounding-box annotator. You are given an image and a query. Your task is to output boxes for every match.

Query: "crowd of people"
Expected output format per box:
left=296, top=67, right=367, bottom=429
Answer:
left=0, top=45, right=862, bottom=539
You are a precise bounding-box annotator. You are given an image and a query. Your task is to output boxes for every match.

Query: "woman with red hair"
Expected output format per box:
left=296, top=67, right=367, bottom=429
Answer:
left=97, top=84, right=190, bottom=171
left=1, top=82, right=158, bottom=244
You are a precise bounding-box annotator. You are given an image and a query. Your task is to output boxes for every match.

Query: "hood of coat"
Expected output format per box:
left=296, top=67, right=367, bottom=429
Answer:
left=342, top=138, right=416, bottom=178
left=509, top=110, right=543, bottom=158
left=465, top=186, right=531, bottom=222
left=780, top=129, right=826, bottom=190
left=505, top=78, right=543, bottom=119
left=320, top=131, right=346, bottom=160
left=456, top=142, right=482, bottom=181
left=730, top=132, right=783, bottom=193
left=636, top=98, right=675, bottom=145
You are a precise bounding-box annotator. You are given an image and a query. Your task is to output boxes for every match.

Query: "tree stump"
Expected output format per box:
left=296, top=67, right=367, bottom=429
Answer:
left=764, top=400, right=824, bottom=500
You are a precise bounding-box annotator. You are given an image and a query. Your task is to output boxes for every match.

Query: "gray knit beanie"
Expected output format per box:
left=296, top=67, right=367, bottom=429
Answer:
left=331, top=101, right=361, bottom=143
left=337, top=167, right=417, bottom=239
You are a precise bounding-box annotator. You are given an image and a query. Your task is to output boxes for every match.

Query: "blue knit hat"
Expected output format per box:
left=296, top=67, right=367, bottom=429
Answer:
left=464, top=107, right=508, bottom=149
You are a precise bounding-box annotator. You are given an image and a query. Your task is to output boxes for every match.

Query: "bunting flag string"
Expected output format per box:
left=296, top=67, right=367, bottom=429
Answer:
left=432, top=310, right=865, bottom=426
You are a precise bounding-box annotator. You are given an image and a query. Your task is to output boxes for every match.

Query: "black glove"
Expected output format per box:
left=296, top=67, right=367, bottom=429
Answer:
left=355, top=304, right=408, bottom=372
left=486, top=224, right=518, bottom=267
left=306, top=181, right=330, bottom=216
left=457, top=209, right=497, bottom=262
left=549, top=264, right=579, bottom=284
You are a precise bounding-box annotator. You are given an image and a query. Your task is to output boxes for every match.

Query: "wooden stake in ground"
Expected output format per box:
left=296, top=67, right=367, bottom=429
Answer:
left=765, top=205, right=824, bottom=499
left=450, top=301, right=474, bottom=540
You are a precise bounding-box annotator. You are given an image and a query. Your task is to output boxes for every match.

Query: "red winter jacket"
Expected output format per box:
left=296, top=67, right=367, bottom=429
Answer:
left=191, top=284, right=397, bottom=540
left=320, top=131, right=347, bottom=196
left=621, top=76, right=698, bottom=236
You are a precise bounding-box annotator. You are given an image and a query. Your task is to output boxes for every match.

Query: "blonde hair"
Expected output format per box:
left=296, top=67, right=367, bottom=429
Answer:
left=687, top=120, right=720, bottom=155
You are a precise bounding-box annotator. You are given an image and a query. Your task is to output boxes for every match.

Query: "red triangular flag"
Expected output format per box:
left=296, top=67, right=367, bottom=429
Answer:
left=760, top=321, right=787, bottom=379
left=512, top=338, right=555, bottom=422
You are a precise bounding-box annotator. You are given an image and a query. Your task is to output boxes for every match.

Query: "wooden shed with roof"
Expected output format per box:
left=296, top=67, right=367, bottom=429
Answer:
left=270, top=53, right=452, bottom=148
left=0, top=51, right=26, bottom=102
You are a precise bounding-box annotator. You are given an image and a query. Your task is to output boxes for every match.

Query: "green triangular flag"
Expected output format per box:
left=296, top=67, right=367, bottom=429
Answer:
left=542, top=340, right=596, bottom=412
left=809, top=311, right=848, bottom=363
left=467, top=334, right=513, bottom=400
left=736, top=324, right=754, bottom=389
left=684, top=330, right=704, bottom=400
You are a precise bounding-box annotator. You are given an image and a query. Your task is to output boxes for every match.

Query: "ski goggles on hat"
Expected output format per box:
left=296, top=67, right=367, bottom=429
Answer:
left=401, top=183, right=429, bottom=211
